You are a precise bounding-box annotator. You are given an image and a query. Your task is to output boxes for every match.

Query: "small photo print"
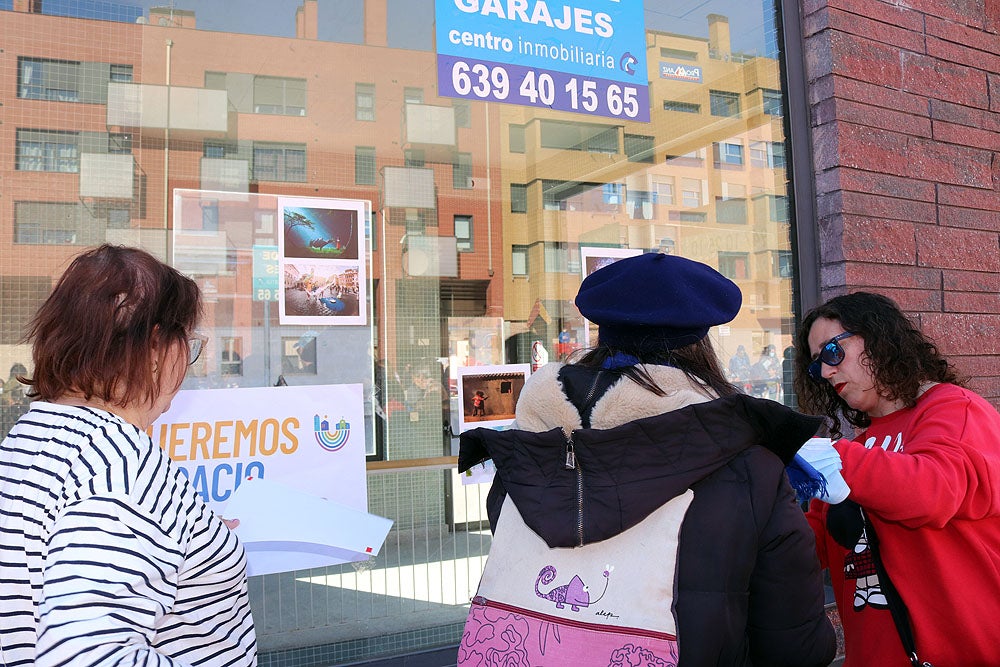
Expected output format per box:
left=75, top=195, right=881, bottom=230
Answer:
left=282, top=205, right=360, bottom=261
left=456, top=364, right=531, bottom=433
left=282, top=262, right=361, bottom=318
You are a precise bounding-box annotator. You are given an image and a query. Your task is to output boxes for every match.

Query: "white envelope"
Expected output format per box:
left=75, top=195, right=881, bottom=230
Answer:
left=223, top=477, right=393, bottom=577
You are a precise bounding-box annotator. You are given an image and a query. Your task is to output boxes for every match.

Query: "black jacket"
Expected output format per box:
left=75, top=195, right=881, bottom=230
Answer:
left=459, top=363, right=836, bottom=666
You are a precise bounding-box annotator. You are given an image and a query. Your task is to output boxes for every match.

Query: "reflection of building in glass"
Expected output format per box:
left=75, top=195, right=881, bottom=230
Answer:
left=500, top=13, right=794, bottom=364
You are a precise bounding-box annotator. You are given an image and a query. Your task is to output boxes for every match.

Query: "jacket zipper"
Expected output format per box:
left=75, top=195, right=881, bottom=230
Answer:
left=567, top=371, right=602, bottom=547
left=471, top=596, right=677, bottom=641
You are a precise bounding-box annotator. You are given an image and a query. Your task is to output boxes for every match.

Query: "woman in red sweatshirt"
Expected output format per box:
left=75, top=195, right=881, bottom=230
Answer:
left=794, top=291, right=1000, bottom=667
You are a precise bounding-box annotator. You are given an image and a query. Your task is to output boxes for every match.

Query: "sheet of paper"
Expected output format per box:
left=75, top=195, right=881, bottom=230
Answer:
left=223, top=477, right=393, bottom=576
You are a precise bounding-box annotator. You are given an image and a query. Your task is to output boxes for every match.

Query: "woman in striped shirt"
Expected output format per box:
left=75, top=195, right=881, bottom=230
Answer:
left=0, top=244, right=257, bottom=666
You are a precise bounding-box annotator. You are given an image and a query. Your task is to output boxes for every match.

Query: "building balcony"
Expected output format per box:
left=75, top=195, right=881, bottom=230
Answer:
left=80, top=153, right=134, bottom=199
left=107, top=82, right=228, bottom=135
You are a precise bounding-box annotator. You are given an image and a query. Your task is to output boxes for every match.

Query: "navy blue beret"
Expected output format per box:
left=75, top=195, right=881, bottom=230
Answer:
left=575, top=252, right=742, bottom=350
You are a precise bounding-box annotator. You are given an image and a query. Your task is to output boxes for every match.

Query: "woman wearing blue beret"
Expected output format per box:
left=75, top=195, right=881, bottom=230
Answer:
left=458, top=252, right=835, bottom=666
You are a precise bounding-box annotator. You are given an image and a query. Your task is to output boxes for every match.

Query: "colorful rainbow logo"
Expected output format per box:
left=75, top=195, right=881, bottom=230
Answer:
left=314, top=414, right=350, bottom=451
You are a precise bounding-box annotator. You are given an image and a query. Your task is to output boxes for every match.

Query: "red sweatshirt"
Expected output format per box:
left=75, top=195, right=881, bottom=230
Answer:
left=808, top=383, right=1000, bottom=667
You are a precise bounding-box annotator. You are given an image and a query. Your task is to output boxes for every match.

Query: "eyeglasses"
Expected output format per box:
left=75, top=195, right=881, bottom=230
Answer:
left=188, top=335, right=208, bottom=366
left=807, top=332, right=855, bottom=381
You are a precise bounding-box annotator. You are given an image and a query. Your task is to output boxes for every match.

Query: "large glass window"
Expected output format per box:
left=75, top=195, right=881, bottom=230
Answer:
left=2, top=2, right=802, bottom=664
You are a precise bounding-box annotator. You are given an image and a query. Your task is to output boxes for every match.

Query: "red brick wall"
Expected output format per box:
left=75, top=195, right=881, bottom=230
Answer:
left=801, top=0, right=1000, bottom=404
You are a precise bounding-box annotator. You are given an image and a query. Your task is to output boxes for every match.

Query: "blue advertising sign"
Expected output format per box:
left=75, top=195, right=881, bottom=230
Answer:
left=660, top=62, right=702, bottom=83
left=435, top=0, right=649, bottom=122
left=252, top=245, right=279, bottom=301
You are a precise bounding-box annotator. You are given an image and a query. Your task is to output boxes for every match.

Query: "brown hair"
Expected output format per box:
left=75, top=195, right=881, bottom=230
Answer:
left=24, top=244, right=201, bottom=407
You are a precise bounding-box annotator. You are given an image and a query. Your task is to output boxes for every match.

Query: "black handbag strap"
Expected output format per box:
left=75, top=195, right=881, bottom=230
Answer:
left=861, top=508, right=933, bottom=667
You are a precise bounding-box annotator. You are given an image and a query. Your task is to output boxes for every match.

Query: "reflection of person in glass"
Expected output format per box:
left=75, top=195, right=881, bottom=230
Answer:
left=458, top=253, right=834, bottom=666
left=0, top=244, right=256, bottom=665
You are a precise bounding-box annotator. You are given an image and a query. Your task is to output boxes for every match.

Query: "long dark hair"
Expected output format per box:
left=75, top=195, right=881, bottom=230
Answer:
left=793, top=291, right=960, bottom=437
left=570, top=337, right=738, bottom=398
left=24, top=244, right=202, bottom=407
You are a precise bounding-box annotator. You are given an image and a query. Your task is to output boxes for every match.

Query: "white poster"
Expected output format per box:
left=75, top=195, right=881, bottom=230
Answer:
left=278, top=197, right=369, bottom=326
left=150, top=384, right=387, bottom=574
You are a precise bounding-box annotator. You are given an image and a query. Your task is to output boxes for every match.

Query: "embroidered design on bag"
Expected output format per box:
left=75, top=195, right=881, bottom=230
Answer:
left=534, top=564, right=611, bottom=612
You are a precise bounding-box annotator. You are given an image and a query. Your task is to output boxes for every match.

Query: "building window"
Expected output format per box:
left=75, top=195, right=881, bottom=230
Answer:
left=454, top=215, right=473, bottom=252
left=625, top=134, right=655, bottom=163
left=109, top=64, right=133, bottom=82
left=713, top=141, right=744, bottom=167
left=718, top=251, right=749, bottom=279
left=750, top=141, right=786, bottom=169
left=755, top=194, right=790, bottom=222
left=17, top=57, right=80, bottom=101
left=16, top=129, right=80, bottom=172
left=509, top=124, right=526, bottom=153
left=454, top=100, right=471, bottom=128
left=659, top=47, right=698, bottom=61
left=716, top=197, right=748, bottom=224
left=627, top=190, right=655, bottom=220
left=540, top=120, right=618, bottom=153
left=510, top=183, right=527, bottom=213
left=356, top=83, right=375, bottom=121
left=355, top=146, right=376, bottom=185
left=453, top=153, right=473, bottom=189
left=109, top=133, right=132, bottom=154
left=204, top=140, right=239, bottom=158
left=205, top=71, right=227, bottom=90
left=543, top=242, right=570, bottom=273
left=655, top=179, right=675, bottom=205
left=404, top=149, right=425, bottom=167
left=710, top=90, right=741, bottom=117
left=663, top=100, right=700, bottom=113
left=252, top=143, right=306, bottom=182
left=762, top=89, right=783, bottom=116
left=14, top=202, right=80, bottom=245
left=220, top=337, right=243, bottom=376
left=253, top=76, right=306, bottom=116
left=404, top=87, right=423, bottom=104
left=774, top=250, right=793, bottom=278
left=202, top=201, right=220, bottom=231
left=681, top=178, right=703, bottom=208
left=512, top=245, right=528, bottom=276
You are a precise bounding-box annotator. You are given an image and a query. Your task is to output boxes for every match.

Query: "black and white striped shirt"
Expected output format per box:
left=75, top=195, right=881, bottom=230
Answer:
left=0, top=402, right=257, bottom=666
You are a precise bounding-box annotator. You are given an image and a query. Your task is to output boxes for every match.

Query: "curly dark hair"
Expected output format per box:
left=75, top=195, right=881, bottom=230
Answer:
left=569, top=336, right=738, bottom=399
left=793, top=292, right=961, bottom=437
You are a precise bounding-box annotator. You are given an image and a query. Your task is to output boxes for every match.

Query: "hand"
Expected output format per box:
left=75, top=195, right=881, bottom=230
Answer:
left=799, top=438, right=851, bottom=503
left=221, top=518, right=240, bottom=530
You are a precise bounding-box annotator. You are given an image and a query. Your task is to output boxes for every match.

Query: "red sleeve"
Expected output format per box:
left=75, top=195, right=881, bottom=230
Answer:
left=836, top=387, right=1000, bottom=529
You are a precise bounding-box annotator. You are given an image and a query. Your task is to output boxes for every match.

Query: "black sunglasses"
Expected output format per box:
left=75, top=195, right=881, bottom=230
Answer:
left=807, top=332, right=855, bottom=381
